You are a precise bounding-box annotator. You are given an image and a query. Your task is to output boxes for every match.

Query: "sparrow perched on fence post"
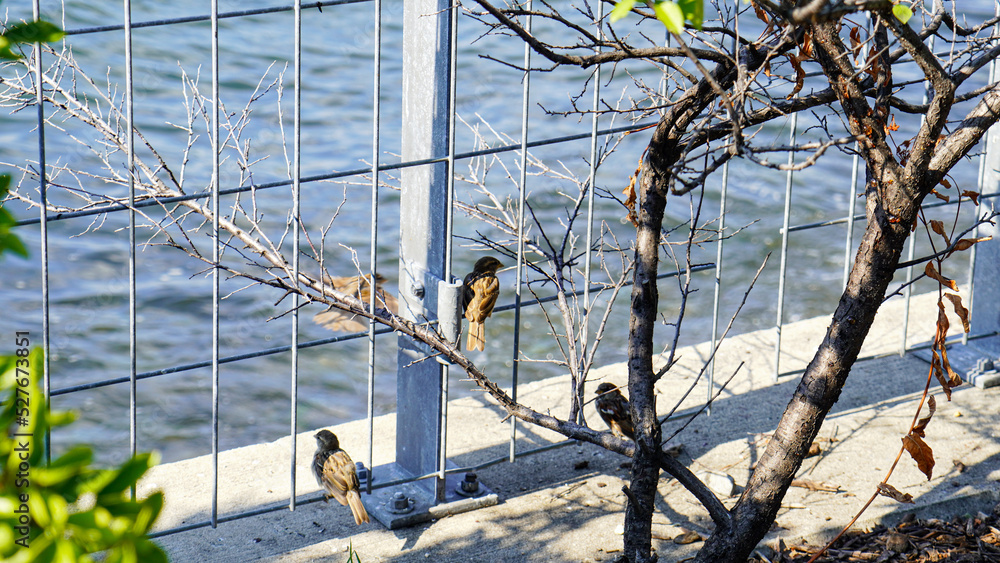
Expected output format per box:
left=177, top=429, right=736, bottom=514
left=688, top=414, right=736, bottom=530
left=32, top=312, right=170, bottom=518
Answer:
left=462, top=256, right=503, bottom=352
left=314, top=273, right=398, bottom=333
left=312, top=430, right=370, bottom=525
left=595, top=382, right=635, bottom=440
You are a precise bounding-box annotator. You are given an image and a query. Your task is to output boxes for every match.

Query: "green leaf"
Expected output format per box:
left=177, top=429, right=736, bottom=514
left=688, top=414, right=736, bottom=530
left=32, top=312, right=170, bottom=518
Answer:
left=892, top=3, right=913, bottom=24
left=610, top=0, right=637, bottom=22
left=131, top=493, right=163, bottom=534
left=2, top=21, right=65, bottom=46
left=51, top=539, right=79, bottom=563
left=653, top=1, right=685, bottom=34
left=133, top=539, right=169, bottom=563
left=97, top=453, right=157, bottom=497
left=0, top=233, right=28, bottom=258
left=677, top=0, right=703, bottom=30
left=46, top=494, right=69, bottom=528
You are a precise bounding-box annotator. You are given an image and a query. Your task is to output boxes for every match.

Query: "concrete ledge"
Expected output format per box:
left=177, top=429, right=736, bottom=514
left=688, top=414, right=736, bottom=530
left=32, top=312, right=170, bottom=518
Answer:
left=140, top=291, right=1000, bottom=561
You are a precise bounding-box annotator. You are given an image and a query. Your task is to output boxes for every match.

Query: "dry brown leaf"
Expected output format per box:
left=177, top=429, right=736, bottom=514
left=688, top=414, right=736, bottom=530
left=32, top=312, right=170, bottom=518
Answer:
left=897, top=138, right=912, bottom=165
left=903, top=433, right=935, bottom=480
left=944, top=293, right=970, bottom=333
left=925, top=262, right=958, bottom=291
left=937, top=301, right=951, bottom=343
left=930, top=220, right=950, bottom=245
left=673, top=530, right=704, bottom=545
left=930, top=189, right=950, bottom=202
left=939, top=178, right=952, bottom=190
left=800, top=31, right=813, bottom=59
left=941, top=348, right=962, bottom=388
left=749, top=0, right=774, bottom=34
left=930, top=351, right=954, bottom=401
left=791, top=479, right=842, bottom=493
left=622, top=153, right=641, bottom=228
left=865, top=53, right=881, bottom=81
left=961, top=189, right=981, bottom=205
left=951, top=236, right=991, bottom=254
left=849, top=26, right=863, bottom=63
left=912, top=395, right=936, bottom=437
left=886, top=114, right=899, bottom=132
left=877, top=482, right=914, bottom=504
left=786, top=53, right=806, bottom=99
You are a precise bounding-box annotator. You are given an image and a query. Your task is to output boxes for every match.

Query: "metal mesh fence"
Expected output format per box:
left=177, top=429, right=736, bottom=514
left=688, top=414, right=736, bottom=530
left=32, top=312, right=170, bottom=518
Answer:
left=4, top=0, right=995, bottom=538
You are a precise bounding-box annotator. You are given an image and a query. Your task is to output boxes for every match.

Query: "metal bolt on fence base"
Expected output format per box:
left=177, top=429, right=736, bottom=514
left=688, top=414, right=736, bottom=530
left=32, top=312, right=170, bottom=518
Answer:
left=361, top=462, right=498, bottom=530
left=455, top=472, right=481, bottom=497
left=386, top=492, right=415, bottom=514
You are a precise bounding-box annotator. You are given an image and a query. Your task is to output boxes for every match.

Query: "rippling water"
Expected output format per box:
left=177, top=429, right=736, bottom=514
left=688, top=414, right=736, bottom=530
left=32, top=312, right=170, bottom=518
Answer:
left=1, top=0, right=989, bottom=464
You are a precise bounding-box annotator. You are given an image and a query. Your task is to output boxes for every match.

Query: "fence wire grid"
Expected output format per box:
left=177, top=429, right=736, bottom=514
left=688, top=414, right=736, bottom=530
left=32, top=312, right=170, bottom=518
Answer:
left=3, top=0, right=995, bottom=540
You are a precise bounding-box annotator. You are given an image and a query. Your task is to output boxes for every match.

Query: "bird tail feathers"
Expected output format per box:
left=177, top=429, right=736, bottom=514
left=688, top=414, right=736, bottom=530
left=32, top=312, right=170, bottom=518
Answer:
left=347, top=490, right=370, bottom=525
left=466, top=321, right=485, bottom=351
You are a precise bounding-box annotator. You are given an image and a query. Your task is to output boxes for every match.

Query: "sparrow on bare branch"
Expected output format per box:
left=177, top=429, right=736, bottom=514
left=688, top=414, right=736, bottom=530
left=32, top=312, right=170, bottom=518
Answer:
left=462, top=256, right=503, bottom=352
left=314, top=273, right=398, bottom=333
left=595, top=382, right=635, bottom=441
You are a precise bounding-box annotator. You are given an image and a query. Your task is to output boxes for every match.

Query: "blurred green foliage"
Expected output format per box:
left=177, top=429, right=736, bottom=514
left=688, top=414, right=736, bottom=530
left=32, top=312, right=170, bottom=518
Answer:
left=0, top=349, right=167, bottom=563
left=0, top=175, right=28, bottom=259
left=1, top=2, right=64, bottom=259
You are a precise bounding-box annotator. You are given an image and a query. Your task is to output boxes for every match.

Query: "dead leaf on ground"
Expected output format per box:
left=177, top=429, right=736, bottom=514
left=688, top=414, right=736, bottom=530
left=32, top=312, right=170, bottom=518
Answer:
left=673, top=530, right=704, bottom=545
left=791, top=479, right=842, bottom=493
left=877, top=482, right=915, bottom=504
left=663, top=443, right=685, bottom=458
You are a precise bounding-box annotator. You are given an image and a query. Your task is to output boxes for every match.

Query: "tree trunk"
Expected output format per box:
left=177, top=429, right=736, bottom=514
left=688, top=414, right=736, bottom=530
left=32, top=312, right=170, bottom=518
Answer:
left=624, top=157, right=670, bottom=563
left=695, top=18, right=921, bottom=562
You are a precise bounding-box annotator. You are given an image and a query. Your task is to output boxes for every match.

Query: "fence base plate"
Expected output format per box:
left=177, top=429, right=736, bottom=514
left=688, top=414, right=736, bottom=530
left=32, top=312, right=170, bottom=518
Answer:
left=358, top=462, right=498, bottom=530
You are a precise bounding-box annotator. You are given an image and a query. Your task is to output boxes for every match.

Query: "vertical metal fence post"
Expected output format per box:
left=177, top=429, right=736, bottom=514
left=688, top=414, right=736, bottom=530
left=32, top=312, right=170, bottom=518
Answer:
left=966, top=0, right=995, bottom=349
left=288, top=0, right=303, bottom=511
left=581, top=0, right=602, bottom=425
left=123, top=0, right=138, bottom=499
left=363, top=0, right=496, bottom=529
left=396, top=0, right=450, bottom=499
left=30, top=0, right=52, bottom=466
left=511, top=0, right=533, bottom=462
left=438, top=0, right=458, bottom=497
left=210, top=0, right=222, bottom=529
left=709, top=16, right=739, bottom=407
left=709, top=157, right=729, bottom=406
left=366, top=0, right=383, bottom=497
left=773, top=113, right=797, bottom=381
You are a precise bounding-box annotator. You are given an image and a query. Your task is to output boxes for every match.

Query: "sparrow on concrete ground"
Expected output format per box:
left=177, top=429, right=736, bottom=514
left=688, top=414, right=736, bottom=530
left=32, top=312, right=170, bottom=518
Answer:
left=312, top=430, right=370, bottom=525
left=462, top=256, right=503, bottom=352
left=314, top=273, right=398, bottom=333
left=595, top=382, right=635, bottom=440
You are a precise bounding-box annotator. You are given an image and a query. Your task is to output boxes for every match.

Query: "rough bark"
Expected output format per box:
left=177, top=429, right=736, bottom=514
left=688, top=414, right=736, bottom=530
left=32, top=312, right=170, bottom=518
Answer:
left=624, top=63, right=734, bottom=560
left=624, top=160, right=665, bottom=562
left=693, top=14, right=981, bottom=560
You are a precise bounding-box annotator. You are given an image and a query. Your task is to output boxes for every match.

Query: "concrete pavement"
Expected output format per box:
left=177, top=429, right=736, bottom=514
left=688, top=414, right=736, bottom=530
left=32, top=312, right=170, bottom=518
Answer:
left=140, top=290, right=1000, bottom=562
